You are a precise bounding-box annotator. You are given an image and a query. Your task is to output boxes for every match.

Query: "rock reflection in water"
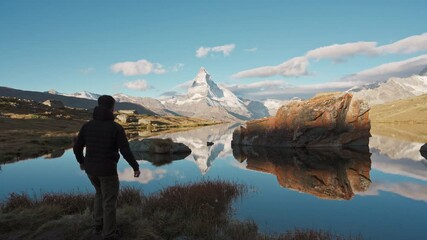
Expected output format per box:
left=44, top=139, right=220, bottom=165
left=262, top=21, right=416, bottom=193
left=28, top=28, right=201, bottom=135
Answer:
left=233, top=146, right=372, bottom=200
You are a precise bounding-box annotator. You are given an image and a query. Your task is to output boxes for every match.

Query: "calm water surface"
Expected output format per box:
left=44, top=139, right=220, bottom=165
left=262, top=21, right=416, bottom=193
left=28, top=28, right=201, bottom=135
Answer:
left=1, top=124, right=427, bottom=240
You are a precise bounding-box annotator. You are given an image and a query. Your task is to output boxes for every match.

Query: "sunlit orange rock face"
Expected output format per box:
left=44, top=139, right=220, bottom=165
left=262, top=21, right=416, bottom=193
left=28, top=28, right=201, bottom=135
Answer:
left=232, top=93, right=371, bottom=147
left=233, top=146, right=371, bottom=200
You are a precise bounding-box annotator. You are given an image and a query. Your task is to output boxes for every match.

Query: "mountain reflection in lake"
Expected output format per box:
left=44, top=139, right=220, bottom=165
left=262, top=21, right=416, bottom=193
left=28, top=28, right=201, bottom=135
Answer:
left=134, top=123, right=239, bottom=172
left=232, top=146, right=371, bottom=200
left=1, top=124, right=427, bottom=239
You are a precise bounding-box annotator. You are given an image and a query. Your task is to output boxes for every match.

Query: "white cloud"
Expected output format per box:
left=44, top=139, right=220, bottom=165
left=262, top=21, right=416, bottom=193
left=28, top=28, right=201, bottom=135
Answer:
left=230, top=81, right=356, bottom=100
left=196, top=47, right=211, bottom=58
left=79, top=67, right=95, bottom=75
left=152, top=63, right=166, bottom=74
left=229, top=55, right=427, bottom=100
left=175, top=80, right=193, bottom=90
left=123, top=79, right=151, bottom=91
left=306, top=42, right=378, bottom=62
left=211, top=44, right=235, bottom=55
left=359, top=182, right=427, bottom=202
left=196, top=44, right=236, bottom=58
left=171, top=63, right=185, bottom=72
left=232, top=57, right=309, bottom=78
left=342, top=54, right=427, bottom=84
left=118, top=167, right=166, bottom=184
left=228, top=80, right=288, bottom=93
left=159, top=91, right=180, bottom=97
left=232, top=32, right=427, bottom=79
left=111, top=59, right=166, bottom=76
left=377, top=33, right=427, bottom=54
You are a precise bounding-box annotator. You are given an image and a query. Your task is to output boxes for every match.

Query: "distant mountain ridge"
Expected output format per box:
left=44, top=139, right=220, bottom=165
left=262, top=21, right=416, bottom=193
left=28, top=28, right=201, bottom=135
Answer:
left=113, top=93, right=179, bottom=116
left=347, top=74, right=427, bottom=106
left=46, top=89, right=101, bottom=100
left=3, top=67, right=427, bottom=121
left=0, top=86, right=157, bottom=115
left=43, top=68, right=269, bottom=121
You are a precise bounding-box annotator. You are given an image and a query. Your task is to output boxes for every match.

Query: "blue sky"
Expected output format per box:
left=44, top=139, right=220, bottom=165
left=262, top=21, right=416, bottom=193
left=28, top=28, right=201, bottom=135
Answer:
left=1, top=0, right=426, bottom=100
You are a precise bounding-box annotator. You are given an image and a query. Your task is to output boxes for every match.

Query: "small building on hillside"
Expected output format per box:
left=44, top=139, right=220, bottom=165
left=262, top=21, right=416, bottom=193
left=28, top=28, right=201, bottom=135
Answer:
left=42, top=100, right=64, bottom=109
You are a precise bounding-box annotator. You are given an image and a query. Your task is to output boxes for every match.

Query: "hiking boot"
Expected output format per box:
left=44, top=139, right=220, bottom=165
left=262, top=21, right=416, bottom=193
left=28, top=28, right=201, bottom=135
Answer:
left=92, top=225, right=102, bottom=235
left=103, top=228, right=123, bottom=240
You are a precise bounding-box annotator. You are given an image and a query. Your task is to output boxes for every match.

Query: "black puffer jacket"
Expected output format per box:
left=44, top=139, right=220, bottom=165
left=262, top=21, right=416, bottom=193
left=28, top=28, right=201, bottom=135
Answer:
left=73, top=107, right=139, bottom=176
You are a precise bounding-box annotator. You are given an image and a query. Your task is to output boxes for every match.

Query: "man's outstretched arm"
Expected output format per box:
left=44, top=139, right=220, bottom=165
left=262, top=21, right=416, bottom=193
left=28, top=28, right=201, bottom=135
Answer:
left=117, top=126, right=140, bottom=177
left=73, top=126, right=86, bottom=169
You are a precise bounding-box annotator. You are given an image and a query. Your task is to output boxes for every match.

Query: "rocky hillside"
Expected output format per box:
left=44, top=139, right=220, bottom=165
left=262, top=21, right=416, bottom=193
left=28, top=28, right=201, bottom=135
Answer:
left=0, top=97, right=219, bottom=163
left=113, top=93, right=179, bottom=116
left=348, top=75, right=427, bottom=106
left=0, top=86, right=157, bottom=115
left=0, top=97, right=90, bottom=163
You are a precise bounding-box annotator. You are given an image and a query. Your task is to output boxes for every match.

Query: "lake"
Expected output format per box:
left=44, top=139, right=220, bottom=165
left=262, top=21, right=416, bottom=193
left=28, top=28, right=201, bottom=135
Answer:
left=1, top=123, right=427, bottom=240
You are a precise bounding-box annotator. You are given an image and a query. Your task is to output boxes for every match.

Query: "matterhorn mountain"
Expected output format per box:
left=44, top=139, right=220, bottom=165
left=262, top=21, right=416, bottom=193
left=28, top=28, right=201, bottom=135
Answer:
left=161, top=67, right=269, bottom=121
left=347, top=72, right=427, bottom=106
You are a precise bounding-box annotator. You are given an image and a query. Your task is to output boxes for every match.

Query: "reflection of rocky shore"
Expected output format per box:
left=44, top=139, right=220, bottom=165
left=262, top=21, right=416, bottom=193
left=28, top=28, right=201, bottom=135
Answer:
left=130, top=138, right=191, bottom=166
left=233, top=146, right=371, bottom=200
left=43, top=149, right=65, bottom=159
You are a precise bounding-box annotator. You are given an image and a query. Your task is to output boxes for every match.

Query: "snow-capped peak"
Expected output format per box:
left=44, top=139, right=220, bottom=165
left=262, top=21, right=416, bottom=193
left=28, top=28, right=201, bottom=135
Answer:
left=348, top=74, right=427, bottom=105
left=64, top=91, right=101, bottom=100
left=46, top=89, right=100, bottom=100
left=188, top=67, right=225, bottom=100
left=161, top=67, right=269, bottom=121
left=46, top=89, right=60, bottom=95
left=192, top=67, right=210, bottom=85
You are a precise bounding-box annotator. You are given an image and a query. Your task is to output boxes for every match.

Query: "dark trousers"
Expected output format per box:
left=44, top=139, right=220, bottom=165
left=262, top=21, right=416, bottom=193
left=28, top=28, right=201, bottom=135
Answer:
left=88, top=174, right=119, bottom=238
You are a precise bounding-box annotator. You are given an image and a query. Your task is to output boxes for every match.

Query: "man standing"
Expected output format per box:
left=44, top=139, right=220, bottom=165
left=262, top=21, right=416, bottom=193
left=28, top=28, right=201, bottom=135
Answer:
left=74, top=95, right=140, bottom=240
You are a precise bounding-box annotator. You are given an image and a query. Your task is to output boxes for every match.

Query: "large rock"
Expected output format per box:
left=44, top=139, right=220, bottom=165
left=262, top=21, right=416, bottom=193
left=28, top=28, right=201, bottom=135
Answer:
left=129, top=138, right=192, bottom=165
left=42, top=99, right=64, bottom=109
left=232, top=145, right=371, bottom=200
left=232, top=92, right=371, bottom=147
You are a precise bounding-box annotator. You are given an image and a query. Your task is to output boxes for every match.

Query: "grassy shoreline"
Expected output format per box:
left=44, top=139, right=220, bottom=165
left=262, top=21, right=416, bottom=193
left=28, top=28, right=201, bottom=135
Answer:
left=0, top=181, right=362, bottom=240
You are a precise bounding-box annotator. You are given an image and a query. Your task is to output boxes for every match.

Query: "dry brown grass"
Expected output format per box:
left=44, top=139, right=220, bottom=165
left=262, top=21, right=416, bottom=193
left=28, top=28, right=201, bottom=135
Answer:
left=370, top=94, right=427, bottom=124
left=368, top=94, right=427, bottom=143
left=0, top=180, right=362, bottom=240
